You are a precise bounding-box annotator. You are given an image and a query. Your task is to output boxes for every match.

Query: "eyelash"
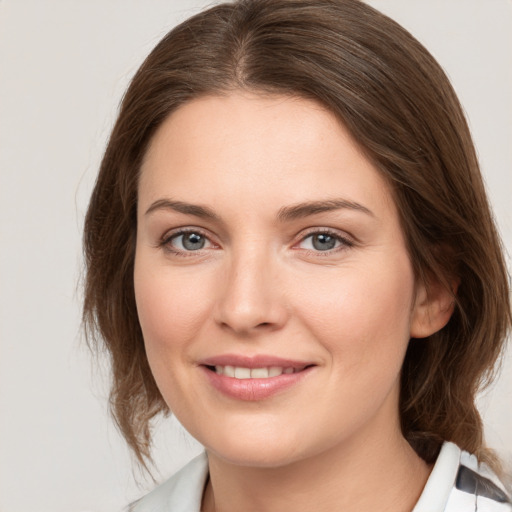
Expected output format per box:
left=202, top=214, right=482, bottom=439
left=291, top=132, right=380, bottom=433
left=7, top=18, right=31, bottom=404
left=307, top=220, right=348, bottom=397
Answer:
left=159, top=227, right=354, bottom=257
left=159, top=228, right=214, bottom=257
left=297, top=228, right=354, bottom=256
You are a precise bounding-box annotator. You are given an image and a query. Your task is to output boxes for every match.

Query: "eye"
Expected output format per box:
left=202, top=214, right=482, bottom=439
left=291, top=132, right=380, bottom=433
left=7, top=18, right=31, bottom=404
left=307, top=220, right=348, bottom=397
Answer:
left=165, top=230, right=213, bottom=252
left=298, top=231, right=350, bottom=252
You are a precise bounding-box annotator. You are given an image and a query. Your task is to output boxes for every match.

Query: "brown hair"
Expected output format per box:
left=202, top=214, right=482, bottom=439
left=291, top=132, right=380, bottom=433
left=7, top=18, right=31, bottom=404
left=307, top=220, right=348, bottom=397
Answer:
left=83, top=0, right=511, bottom=469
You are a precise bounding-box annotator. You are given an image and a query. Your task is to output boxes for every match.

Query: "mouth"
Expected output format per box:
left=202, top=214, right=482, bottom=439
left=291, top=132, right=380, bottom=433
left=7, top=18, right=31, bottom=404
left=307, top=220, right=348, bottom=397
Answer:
left=199, top=356, right=316, bottom=401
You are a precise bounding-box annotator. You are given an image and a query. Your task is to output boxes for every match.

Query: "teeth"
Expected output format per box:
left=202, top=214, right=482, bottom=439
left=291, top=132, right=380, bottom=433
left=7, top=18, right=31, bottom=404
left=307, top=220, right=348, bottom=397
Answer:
left=250, top=368, right=269, bottom=378
left=213, top=365, right=301, bottom=379
left=224, top=365, right=235, bottom=377
left=269, top=366, right=283, bottom=377
left=234, top=367, right=251, bottom=379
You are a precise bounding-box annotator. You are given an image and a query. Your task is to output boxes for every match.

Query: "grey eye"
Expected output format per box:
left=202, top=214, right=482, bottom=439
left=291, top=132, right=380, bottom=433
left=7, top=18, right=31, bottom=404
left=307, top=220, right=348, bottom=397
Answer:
left=176, top=232, right=206, bottom=251
left=312, top=233, right=337, bottom=251
left=299, top=232, right=341, bottom=251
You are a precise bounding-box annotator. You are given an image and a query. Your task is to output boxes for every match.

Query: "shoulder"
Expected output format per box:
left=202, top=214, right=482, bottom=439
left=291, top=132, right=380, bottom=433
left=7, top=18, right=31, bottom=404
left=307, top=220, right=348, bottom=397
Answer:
left=414, top=442, right=511, bottom=512
left=127, top=452, right=209, bottom=512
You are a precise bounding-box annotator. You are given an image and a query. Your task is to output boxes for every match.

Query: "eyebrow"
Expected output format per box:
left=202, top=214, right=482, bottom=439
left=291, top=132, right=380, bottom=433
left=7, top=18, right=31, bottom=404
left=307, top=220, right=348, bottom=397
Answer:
left=145, top=199, right=220, bottom=220
left=145, top=197, right=373, bottom=221
left=277, top=199, right=374, bottom=221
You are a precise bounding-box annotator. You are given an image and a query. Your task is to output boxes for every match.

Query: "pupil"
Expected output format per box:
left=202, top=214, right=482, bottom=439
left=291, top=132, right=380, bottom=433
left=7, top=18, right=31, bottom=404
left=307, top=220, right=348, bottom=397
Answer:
left=183, top=233, right=205, bottom=250
left=313, top=233, right=336, bottom=251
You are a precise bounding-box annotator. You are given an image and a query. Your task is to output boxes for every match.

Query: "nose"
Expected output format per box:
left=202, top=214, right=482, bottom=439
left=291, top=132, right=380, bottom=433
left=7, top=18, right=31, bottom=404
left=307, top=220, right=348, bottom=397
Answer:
left=213, top=247, right=289, bottom=336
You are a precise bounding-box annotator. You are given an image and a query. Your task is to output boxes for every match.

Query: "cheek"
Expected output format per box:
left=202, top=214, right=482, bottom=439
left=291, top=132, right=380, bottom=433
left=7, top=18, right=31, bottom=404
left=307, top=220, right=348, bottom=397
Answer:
left=292, top=258, right=415, bottom=431
left=133, top=258, right=217, bottom=412
left=133, top=259, right=212, bottom=359
left=293, top=257, right=415, bottom=367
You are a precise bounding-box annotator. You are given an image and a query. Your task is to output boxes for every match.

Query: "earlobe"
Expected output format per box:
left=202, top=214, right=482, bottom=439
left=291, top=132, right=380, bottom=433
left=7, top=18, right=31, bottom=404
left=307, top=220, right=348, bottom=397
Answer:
left=410, top=278, right=457, bottom=339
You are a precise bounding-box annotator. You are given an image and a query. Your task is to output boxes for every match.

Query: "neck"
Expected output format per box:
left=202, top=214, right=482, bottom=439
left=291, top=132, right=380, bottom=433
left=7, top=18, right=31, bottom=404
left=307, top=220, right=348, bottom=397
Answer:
left=202, top=418, right=431, bottom=512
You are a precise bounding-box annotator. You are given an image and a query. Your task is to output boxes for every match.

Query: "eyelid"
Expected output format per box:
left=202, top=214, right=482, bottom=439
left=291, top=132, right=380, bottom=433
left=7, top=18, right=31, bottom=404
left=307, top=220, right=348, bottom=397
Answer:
left=294, top=227, right=355, bottom=252
left=159, top=226, right=218, bottom=255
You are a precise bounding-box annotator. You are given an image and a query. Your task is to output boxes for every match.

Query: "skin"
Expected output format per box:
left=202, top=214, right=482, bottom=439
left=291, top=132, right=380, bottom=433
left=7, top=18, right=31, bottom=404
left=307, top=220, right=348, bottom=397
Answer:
left=134, top=92, right=453, bottom=511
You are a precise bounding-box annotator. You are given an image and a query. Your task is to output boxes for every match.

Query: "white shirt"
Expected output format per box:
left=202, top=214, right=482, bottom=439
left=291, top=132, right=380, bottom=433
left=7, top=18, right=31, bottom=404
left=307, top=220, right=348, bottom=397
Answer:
left=129, top=442, right=511, bottom=511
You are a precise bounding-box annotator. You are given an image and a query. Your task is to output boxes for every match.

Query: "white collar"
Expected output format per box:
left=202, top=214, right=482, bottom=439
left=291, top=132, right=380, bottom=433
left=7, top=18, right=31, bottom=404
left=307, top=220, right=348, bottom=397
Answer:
left=413, top=441, right=461, bottom=512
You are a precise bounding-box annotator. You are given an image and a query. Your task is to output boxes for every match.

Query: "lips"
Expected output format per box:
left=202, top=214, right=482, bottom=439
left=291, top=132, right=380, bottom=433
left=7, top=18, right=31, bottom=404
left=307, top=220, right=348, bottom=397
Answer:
left=199, top=354, right=315, bottom=401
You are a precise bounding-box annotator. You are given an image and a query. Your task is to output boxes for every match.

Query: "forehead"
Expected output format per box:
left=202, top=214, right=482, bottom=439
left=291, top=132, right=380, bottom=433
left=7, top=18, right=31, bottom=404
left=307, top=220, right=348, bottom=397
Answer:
left=142, top=92, right=345, bottom=170
left=138, top=92, right=396, bottom=220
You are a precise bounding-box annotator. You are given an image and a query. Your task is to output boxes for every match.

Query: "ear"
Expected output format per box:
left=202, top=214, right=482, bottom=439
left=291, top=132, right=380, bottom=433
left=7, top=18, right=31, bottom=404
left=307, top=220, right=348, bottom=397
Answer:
left=410, top=276, right=457, bottom=339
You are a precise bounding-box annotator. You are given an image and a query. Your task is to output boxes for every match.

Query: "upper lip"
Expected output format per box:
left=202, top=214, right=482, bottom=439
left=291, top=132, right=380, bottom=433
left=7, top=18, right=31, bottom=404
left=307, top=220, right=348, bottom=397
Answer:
left=199, top=354, right=315, bottom=369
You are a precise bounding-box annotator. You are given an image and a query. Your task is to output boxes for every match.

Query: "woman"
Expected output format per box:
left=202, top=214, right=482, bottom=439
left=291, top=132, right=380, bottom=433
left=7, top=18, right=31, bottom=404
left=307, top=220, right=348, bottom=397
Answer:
left=83, top=0, right=511, bottom=510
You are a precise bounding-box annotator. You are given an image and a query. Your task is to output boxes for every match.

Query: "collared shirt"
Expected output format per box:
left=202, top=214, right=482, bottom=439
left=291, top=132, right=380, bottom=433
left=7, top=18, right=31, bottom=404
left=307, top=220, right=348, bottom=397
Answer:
left=130, top=442, right=511, bottom=511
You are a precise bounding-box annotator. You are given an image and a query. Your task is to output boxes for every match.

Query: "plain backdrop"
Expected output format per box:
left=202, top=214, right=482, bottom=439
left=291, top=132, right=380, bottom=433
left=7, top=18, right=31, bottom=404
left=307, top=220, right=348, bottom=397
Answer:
left=0, top=1, right=511, bottom=511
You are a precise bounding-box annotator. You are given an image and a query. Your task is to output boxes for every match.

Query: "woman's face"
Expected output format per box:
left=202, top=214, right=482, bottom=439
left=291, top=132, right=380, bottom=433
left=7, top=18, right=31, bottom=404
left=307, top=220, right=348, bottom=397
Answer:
left=134, top=92, right=429, bottom=467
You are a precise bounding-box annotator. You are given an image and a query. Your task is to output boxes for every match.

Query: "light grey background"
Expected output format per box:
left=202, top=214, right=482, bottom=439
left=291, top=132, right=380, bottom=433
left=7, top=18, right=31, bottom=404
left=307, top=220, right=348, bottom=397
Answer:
left=0, top=1, right=510, bottom=511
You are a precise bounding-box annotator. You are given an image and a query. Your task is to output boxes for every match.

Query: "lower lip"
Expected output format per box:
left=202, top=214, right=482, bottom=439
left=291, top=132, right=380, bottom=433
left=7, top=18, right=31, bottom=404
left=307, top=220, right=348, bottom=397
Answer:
left=201, top=366, right=314, bottom=401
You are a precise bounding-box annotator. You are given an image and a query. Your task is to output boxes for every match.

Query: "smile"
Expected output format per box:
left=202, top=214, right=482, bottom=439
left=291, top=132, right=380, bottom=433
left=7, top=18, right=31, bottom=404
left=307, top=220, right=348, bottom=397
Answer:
left=210, top=365, right=306, bottom=379
left=200, top=356, right=315, bottom=401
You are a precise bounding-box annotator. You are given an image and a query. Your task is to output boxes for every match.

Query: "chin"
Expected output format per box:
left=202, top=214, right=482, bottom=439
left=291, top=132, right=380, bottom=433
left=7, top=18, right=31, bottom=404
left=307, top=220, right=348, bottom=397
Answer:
left=207, top=440, right=306, bottom=469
